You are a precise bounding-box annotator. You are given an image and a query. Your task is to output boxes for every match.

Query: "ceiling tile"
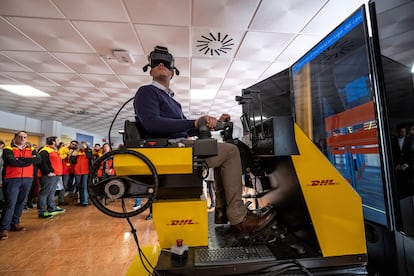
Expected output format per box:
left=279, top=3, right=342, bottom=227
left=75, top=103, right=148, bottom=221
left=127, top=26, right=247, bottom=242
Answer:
left=191, top=57, right=231, bottom=78
left=276, top=34, right=323, bottom=65
left=80, top=74, right=127, bottom=89
left=53, top=53, right=112, bottom=74
left=73, top=21, right=144, bottom=57
left=0, top=18, right=44, bottom=51
left=3, top=72, right=58, bottom=87
left=6, top=17, right=93, bottom=53
left=193, top=0, right=259, bottom=29
left=0, top=0, right=63, bottom=18
left=191, top=77, right=222, bottom=90
left=302, top=0, right=368, bottom=34
left=2, top=51, right=73, bottom=73
left=125, top=0, right=191, bottom=26
left=118, top=75, right=151, bottom=90
left=236, top=32, right=295, bottom=61
left=53, top=0, right=129, bottom=22
left=0, top=53, right=32, bottom=72
left=134, top=25, right=190, bottom=58
left=226, top=59, right=270, bottom=80
left=250, top=0, right=326, bottom=33
left=41, top=72, right=93, bottom=88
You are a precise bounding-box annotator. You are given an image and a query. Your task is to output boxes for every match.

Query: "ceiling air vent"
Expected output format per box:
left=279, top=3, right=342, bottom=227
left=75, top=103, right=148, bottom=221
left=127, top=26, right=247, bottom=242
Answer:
left=196, top=32, right=234, bottom=56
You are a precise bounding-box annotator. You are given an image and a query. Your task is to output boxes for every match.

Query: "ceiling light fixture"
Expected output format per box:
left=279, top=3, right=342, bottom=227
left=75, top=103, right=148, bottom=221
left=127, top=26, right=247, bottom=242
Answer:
left=196, top=32, right=234, bottom=56
left=0, top=85, right=50, bottom=97
left=113, top=50, right=135, bottom=64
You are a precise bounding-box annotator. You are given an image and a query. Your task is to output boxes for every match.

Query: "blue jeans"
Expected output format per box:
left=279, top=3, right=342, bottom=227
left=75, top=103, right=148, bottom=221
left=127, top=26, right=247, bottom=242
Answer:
left=0, top=178, right=32, bottom=230
left=75, top=174, right=89, bottom=205
left=37, top=175, right=58, bottom=214
left=63, top=174, right=75, bottom=193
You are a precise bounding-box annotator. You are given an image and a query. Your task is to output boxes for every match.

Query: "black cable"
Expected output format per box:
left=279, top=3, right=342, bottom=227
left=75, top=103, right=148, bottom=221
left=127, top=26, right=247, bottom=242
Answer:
left=108, top=96, right=135, bottom=148
left=121, top=199, right=161, bottom=276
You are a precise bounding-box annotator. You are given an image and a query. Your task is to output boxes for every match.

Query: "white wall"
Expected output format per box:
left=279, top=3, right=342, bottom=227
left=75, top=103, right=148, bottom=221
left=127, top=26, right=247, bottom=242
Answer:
left=0, top=110, right=104, bottom=146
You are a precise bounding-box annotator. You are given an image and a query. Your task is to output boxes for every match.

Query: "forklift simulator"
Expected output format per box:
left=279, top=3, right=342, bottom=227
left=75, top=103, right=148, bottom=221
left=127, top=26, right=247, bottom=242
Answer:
left=87, top=47, right=367, bottom=275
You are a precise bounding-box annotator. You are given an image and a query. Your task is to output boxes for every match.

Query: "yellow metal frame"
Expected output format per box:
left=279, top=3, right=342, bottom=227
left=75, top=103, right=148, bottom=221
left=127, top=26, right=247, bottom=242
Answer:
left=291, top=124, right=367, bottom=257
left=113, top=147, right=193, bottom=175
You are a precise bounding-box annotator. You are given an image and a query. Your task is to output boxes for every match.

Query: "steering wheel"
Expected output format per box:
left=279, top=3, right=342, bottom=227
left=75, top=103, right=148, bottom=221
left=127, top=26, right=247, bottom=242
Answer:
left=87, top=148, right=158, bottom=218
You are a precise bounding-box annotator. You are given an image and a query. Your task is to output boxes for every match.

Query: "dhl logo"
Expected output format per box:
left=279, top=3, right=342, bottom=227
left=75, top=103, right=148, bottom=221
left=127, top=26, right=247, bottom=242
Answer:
left=308, top=179, right=339, bottom=186
left=166, top=219, right=198, bottom=226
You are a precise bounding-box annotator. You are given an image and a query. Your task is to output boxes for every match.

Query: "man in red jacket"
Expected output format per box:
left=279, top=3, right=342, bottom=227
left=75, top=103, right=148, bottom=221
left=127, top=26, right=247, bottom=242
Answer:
left=73, top=141, right=93, bottom=206
left=37, top=136, right=65, bottom=218
left=0, top=131, right=40, bottom=240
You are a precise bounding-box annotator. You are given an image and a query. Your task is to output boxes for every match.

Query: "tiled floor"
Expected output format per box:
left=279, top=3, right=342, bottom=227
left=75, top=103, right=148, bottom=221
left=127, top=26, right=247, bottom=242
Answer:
left=0, top=202, right=157, bottom=276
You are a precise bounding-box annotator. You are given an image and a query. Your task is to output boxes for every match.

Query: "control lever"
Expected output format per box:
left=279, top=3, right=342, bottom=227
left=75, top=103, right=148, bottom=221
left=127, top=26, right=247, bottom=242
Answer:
left=198, top=118, right=233, bottom=139
left=197, top=117, right=212, bottom=139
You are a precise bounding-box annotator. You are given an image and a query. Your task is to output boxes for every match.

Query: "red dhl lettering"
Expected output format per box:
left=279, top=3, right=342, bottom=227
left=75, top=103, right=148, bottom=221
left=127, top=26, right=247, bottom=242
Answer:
left=308, top=179, right=339, bottom=186
left=167, top=219, right=198, bottom=226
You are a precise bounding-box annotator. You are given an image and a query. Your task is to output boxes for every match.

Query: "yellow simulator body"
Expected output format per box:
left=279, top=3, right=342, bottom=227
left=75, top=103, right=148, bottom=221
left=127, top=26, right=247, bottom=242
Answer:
left=112, top=124, right=367, bottom=274
left=291, top=124, right=367, bottom=257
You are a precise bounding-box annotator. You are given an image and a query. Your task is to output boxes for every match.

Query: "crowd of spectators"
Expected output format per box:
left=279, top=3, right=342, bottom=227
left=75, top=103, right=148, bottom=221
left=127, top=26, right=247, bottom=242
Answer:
left=0, top=131, right=114, bottom=240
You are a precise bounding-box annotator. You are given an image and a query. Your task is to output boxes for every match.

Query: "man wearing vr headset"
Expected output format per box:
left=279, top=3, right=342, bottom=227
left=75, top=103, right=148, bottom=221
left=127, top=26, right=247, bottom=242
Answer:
left=134, top=46, right=276, bottom=235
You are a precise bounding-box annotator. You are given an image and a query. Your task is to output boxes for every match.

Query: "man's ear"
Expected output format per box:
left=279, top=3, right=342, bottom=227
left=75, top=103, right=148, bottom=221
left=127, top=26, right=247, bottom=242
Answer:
left=170, top=69, right=174, bottom=80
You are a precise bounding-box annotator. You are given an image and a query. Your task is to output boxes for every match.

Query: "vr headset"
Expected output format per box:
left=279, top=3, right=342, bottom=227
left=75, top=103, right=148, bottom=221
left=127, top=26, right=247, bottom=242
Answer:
left=143, top=45, right=180, bottom=75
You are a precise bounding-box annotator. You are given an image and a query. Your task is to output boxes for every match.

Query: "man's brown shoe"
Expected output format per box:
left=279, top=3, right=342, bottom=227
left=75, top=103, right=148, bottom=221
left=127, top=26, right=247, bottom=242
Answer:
left=232, top=210, right=276, bottom=235
left=0, top=230, right=8, bottom=240
left=214, top=207, right=229, bottom=224
left=10, top=224, right=26, bottom=232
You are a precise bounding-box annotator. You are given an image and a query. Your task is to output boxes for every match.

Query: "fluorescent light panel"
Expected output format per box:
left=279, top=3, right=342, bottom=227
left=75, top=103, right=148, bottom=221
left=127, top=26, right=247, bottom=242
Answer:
left=0, top=85, right=50, bottom=97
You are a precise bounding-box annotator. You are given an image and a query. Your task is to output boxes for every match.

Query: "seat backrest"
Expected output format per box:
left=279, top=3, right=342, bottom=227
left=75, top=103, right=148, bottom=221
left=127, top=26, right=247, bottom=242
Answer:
left=123, top=120, right=142, bottom=147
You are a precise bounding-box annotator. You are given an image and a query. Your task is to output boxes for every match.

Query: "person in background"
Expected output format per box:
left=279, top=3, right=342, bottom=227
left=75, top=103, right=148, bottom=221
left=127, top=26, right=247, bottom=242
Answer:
left=97, top=143, right=114, bottom=205
left=92, top=143, right=102, bottom=163
left=55, top=142, right=69, bottom=206
left=0, top=131, right=40, bottom=240
left=204, top=167, right=215, bottom=209
left=73, top=141, right=92, bottom=206
left=0, top=140, right=5, bottom=212
left=25, top=142, right=39, bottom=209
left=132, top=198, right=142, bottom=210
left=97, top=143, right=114, bottom=179
left=391, top=125, right=414, bottom=199
left=37, top=136, right=65, bottom=219
left=64, top=140, right=79, bottom=196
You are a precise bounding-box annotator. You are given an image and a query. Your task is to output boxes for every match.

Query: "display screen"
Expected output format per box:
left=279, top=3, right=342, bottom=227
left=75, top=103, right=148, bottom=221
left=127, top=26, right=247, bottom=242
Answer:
left=292, top=6, right=388, bottom=226
left=240, top=68, right=293, bottom=132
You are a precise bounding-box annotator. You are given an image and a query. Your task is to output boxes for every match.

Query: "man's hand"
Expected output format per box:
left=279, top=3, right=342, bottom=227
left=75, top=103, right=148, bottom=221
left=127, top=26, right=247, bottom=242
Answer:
left=195, top=115, right=217, bottom=130
left=195, top=114, right=231, bottom=129
left=219, top=113, right=231, bottom=122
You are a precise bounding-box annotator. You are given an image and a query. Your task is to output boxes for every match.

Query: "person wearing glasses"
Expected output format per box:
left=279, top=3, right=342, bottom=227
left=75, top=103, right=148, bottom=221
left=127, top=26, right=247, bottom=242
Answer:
left=0, top=131, right=40, bottom=240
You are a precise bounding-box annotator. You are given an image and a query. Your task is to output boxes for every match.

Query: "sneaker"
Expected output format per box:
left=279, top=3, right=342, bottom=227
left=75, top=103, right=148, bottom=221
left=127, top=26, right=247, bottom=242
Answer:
left=39, top=212, right=53, bottom=219
left=132, top=204, right=142, bottom=210
left=49, top=207, right=66, bottom=215
left=10, top=224, right=26, bottom=232
left=0, top=230, right=8, bottom=240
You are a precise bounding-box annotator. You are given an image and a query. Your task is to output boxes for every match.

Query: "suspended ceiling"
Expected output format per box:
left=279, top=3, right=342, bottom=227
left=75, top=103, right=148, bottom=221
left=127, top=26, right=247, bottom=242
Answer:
left=0, top=0, right=376, bottom=137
